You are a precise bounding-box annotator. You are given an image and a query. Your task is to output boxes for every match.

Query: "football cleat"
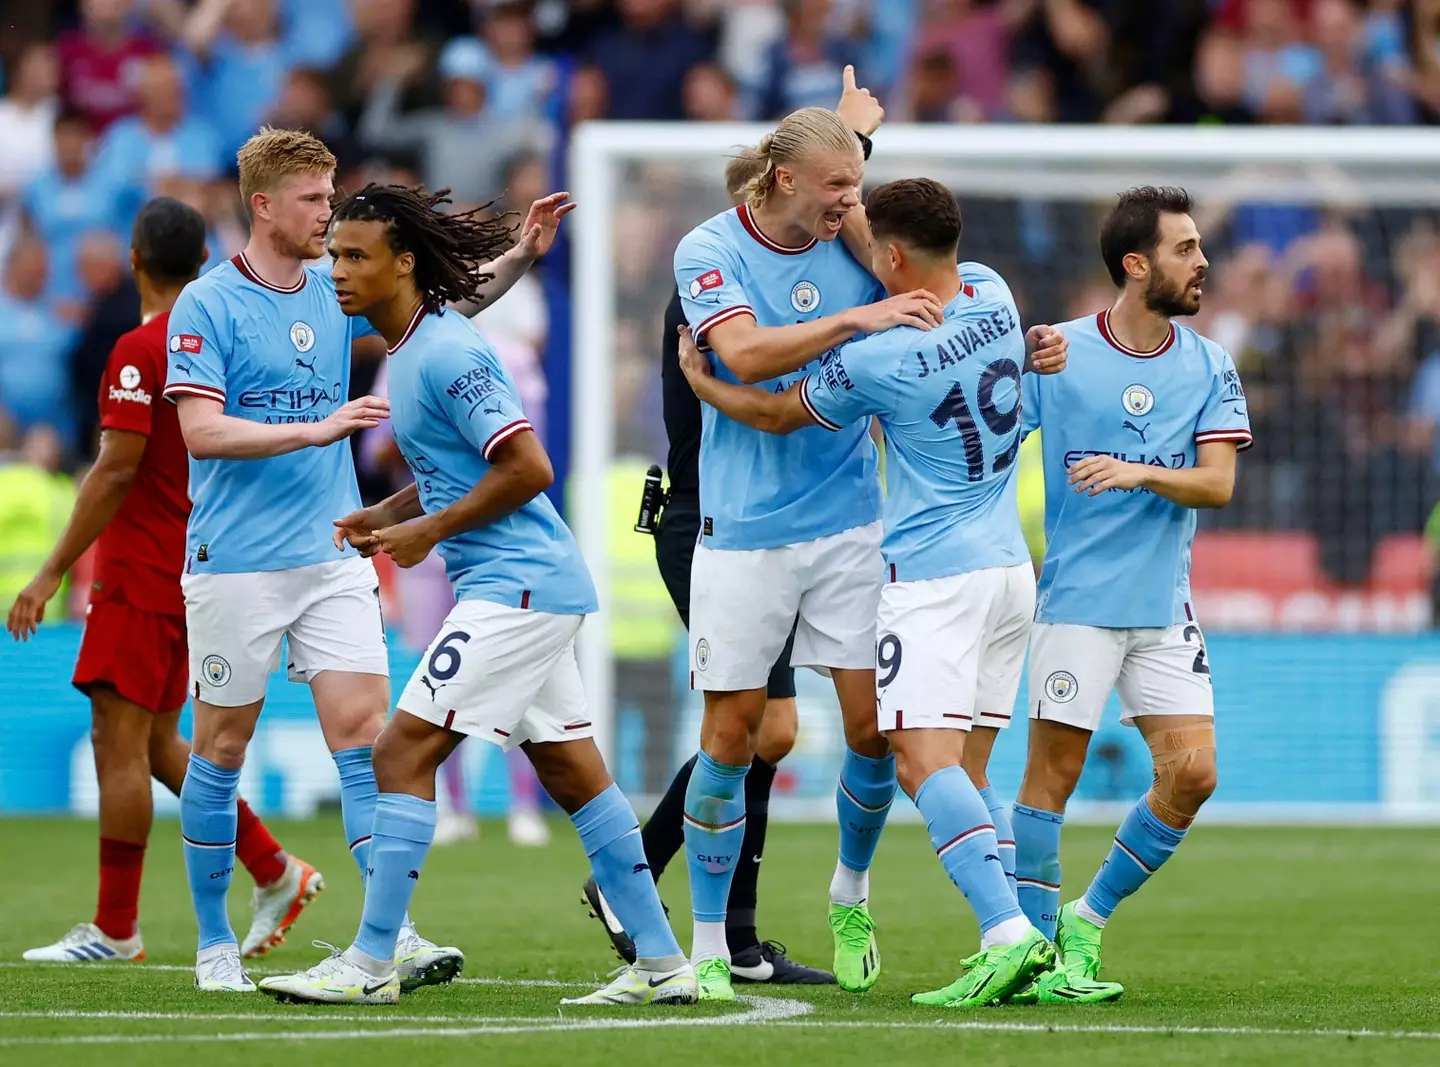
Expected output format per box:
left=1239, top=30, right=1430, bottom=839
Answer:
left=194, top=944, right=256, bottom=992
left=258, top=942, right=399, bottom=1005
left=22, top=921, right=144, bottom=963
left=911, top=928, right=1055, bottom=1008
left=828, top=901, right=881, bottom=992
left=1055, top=900, right=1106, bottom=982
left=582, top=877, right=637, bottom=964
left=395, top=922, right=464, bottom=992
left=694, top=957, right=735, bottom=1002
left=731, top=940, right=835, bottom=984
left=240, top=856, right=324, bottom=958
left=560, top=962, right=698, bottom=1006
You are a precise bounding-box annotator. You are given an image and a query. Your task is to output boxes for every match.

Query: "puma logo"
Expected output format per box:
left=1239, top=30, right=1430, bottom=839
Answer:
left=407, top=870, right=419, bottom=880
left=632, top=862, right=650, bottom=875
left=483, top=405, right=503, bottom=415
left=1123, top=420, right=1150, bottom=442
left=420, top=676, right=447, bottom=700
left=295, top=356, right=317, bottom=377
left=173, top=361, right=193, bottom=374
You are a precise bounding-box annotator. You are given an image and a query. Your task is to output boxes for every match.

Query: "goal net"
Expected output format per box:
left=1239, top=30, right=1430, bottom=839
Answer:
left=569, top=123, right=1440, bottom=821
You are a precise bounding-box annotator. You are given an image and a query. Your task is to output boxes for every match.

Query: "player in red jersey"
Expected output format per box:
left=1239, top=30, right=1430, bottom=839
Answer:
left=7, top=197, right=323, bottom=963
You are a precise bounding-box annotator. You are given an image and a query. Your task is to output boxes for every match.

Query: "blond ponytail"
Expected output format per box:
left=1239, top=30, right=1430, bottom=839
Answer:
left=739, top=108, right=859, bottom=209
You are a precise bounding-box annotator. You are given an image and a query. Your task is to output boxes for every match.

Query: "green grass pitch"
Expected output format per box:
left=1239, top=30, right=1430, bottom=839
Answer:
left=2, top=815, right=1436, bottom=1066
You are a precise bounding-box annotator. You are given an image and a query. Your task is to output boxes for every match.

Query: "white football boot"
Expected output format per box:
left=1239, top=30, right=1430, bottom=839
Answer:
left=561, top=961, right=699, bottom=1006
left=258, top=941, right=399, bottom=1005
left=194, top=943, right=256, bottom=992
left=23, top=921, right=144, bottom=963
left=241, top=856, right=325, bottom=958
left=395, top=922, right=465, bottom=992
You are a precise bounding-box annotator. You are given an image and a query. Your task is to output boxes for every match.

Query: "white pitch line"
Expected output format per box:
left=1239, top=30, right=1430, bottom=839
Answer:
left=0, top=961, right=583, bottom=986
left=768, top=1020, right=1440, bottom=1041
left=0, top=995, right=812, bottom=1047
left=0, top=1011, right=537, bottom=1024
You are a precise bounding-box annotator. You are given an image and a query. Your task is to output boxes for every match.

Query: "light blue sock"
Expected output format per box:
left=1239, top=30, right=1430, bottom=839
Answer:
left=333, top=747, right=378, bottom=878
left=1013, top=802, right=1063, bottom=939
left=836, top=748, right=896, bottom=875
left=978, top=785, right=1017, bottom=899
left=180, top=754, right=240, bottom=951
left=916, top=767, right=1024, bottom=934
left=352, top=793, right=435, bottom=963
left=682, top=752, right=749, bottom=923
left=1081, top=797, right=1187, bottom=923
left=573, top=784, right=683, bottom=964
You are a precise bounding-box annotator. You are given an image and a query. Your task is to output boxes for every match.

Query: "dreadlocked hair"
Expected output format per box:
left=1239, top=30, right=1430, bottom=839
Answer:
left=330, top=184, right=519, bottom=310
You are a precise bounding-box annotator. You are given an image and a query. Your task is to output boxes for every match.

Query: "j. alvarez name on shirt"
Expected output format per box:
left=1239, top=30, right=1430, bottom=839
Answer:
left=239, top=382, right=344, bottom=422
left=915, top=305, right=1017, bottom=378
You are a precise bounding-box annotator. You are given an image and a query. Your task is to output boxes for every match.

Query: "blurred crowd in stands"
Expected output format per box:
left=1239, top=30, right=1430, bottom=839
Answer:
left=3, top=0, right=1440, bottom=617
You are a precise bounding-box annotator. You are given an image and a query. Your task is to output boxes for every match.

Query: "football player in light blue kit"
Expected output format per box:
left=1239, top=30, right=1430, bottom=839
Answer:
left=673, top=102, right=961, bottom=999
left=678, top=178, right=1114, bottom=1008
left=1012, top=187, right=1251, bottom=999
left=260, top=184, right=695, bottom=1007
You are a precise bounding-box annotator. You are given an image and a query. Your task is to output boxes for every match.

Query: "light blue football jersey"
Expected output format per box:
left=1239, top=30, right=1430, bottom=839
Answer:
left=1022, top=309, right=1252, bottom=629
left=163, top=254, right=374, bottom=574
left=385, top=307, right=597, bottom=615
left=802, top=263, right=1030, bottom=581
left=674, top=204, right=885, bottom=550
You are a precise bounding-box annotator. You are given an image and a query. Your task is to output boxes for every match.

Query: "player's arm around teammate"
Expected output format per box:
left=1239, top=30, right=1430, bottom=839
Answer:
left=1012, top=188, right=1248, bottom=997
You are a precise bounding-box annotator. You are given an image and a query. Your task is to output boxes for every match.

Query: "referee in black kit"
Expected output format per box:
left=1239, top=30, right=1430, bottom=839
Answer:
left=582, top=153, right=833, bottom=985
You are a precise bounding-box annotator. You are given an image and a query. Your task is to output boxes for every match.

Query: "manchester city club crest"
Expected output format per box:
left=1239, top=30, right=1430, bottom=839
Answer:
left=1122, top=383, right=1154, bottom=417
left=1045, top=670, right=1078, bottom=703
left=202, top=655, right=232, bottom=686
left=695, top=638, right=711, bottom=672
left=290, top=321, right=316, bottom=352
left=790, top=280, right=820, bottom=313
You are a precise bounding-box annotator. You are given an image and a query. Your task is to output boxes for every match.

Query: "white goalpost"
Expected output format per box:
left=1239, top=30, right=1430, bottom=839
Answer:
left=569, top=121, right=1440, bottom=819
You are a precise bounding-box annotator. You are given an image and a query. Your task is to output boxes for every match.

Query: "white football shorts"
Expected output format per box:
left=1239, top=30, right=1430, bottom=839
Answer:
left=397, top=598, right=592, bottom=751
left=182, top=554, right=388, bottom=707
left=1028, top=619, right=1216, bottom=732
left=688, top=522, right=884, bottom=691
left=876, top=563, right=1034, bottom=733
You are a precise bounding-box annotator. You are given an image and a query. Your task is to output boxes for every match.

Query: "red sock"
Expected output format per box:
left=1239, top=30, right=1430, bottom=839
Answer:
left=95, top=837, right=146, bottom=941
left=235, top=797, right=288, bottom=887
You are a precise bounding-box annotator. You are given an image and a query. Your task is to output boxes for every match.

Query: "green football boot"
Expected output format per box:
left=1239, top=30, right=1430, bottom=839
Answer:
left=828, top=902, right=881, bottom=992
left=911, top=928, right=1055, bottom=1008
left=695, top=957, right=735, bottom=1002
left=1055, top=900, right=1105, bottom=981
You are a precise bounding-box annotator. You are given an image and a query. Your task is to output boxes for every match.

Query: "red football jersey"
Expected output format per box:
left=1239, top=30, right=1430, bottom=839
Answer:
left=57, top=30, right=160, bottom=131
left=92, top=312, right=189, bottom=616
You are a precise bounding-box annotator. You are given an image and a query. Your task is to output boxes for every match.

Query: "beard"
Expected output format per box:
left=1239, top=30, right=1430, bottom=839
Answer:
left=1143, top=264, right=1204, bottom=318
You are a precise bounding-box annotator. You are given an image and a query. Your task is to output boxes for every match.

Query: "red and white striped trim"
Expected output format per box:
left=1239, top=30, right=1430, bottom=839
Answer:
left=388, top=304, right=429, bottom=355
left=1096, top=309, right=1175, bottom=358
left=736, top=204, right=817, bottom=255
left=1195, top=428, right=1253, bottom=452
left=799, top=375, right=841, bottom=431
left=936, top=824, right=994, bottom=858
left=693, top=304, right=754, bottom=345
left=232, top=253, right=307, bottom=294
left=163, top=383, right=226, bottom=405
left=1015, top=877, right=1061, bottom=890
left=839, top=778, right=894, bottom=814
left=482, top=419, right=533, bottom=461
left=683, top=811, right=746, bottom=832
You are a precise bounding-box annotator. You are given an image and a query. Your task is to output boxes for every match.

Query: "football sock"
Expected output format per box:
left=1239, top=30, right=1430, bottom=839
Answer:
left=573, top=783, right=684, bottom=967
left=95, top=837, right=146, bottom=941
left=726, top=756, right=776, bottom=952
left=683, top=751, right=748, bottom=958
left=352, top=793, right=435, bottom=964
left=333, top=747, right=378, bottom=878
left=916, top=767, right=1026, bottom=944
left=832, top=748, right=895, bottom=905
left=978, top=785, right=1017, bottom=900
left=1079, top=796, right=1187, bottom=927
left=235, top=797, right=288, bottom=888
left=180, top=754, right=239, bottom=951
left=1013, top=802, right=1064, bottom=939
left=641, top=753, right=696, bottom=881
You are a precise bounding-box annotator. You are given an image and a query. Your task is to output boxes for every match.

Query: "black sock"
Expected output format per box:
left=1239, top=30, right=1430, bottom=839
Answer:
left=640, top=753, right=697, bottom=882
left=726, top=756, right=777, bottom=953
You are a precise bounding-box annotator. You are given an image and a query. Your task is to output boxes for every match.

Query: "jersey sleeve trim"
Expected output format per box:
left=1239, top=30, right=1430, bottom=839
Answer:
left=1195, top=428, right=1253, bottom=452
left=162, top=382, right=226, bottom=404
left=693, top=305, right=755, bottom=345
left=482, top=418, right=534, bottom=460
left=799, top=375, right=842, bottom=431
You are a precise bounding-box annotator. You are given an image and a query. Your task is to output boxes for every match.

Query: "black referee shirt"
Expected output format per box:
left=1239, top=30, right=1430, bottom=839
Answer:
left=660, top=288, right=700, bottom=502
